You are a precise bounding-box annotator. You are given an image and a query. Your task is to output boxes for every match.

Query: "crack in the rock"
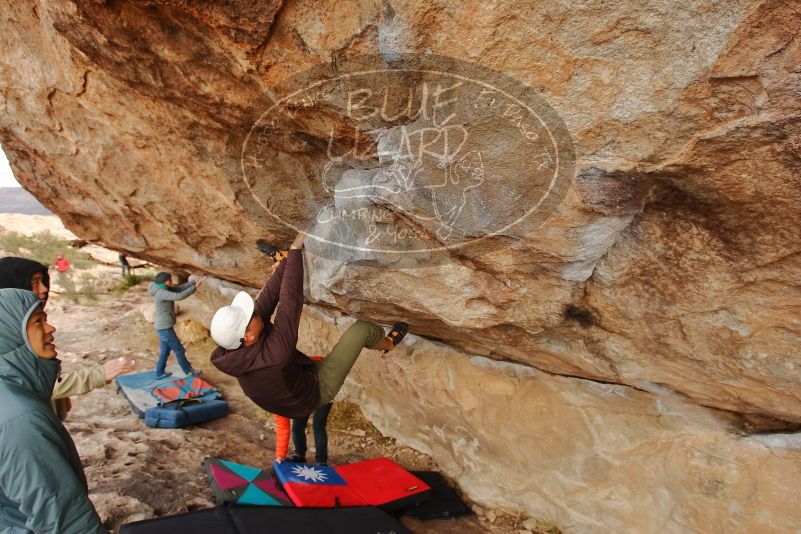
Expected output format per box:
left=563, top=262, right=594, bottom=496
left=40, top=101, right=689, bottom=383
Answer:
left=45, top=87, right=64, bottom=132
left=252, top=0, right=289, bottom=61
left=582, top=214, right=638, bottom=286
left=742, top=249, right=801, bottom=272
left=765, top=31, right=798, bottom=59
left=475, top=343, right=801, bottom=433
left=76, top=70, right=90, bottom=97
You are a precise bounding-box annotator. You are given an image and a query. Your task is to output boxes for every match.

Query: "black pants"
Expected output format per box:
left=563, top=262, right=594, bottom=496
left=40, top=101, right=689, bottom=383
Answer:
left=291, top=402, right=333, bottom=464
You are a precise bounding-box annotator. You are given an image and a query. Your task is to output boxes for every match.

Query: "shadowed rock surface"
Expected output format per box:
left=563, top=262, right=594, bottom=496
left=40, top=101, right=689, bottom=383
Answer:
left=1, top=1, right=800, bottom=531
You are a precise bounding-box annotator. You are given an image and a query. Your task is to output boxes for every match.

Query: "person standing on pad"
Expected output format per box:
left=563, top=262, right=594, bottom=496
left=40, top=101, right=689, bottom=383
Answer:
left=209, top=231, right=408, bottom=419
left=286, top=355, right=332, bottom=466
left=148, top=272, right=202, bottom=378
left=288, top=401, right=333, bottom=465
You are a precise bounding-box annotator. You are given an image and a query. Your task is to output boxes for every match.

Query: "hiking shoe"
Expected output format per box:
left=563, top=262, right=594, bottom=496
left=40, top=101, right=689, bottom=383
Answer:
left=256, top=239, right=286, bottom=263
left=185, top=369, right=203, bottom=377
left=155, top=371, right=172, bottom=379
left=383, top=322, right=409, bottom=353
left=287, top=454, right=307, bottom=463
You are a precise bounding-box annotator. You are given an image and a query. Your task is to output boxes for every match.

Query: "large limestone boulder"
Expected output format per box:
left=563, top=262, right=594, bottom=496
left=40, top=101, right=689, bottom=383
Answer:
left=299, top=306, right=801, bottom=533
left=1, top=0, right=800, bottom=530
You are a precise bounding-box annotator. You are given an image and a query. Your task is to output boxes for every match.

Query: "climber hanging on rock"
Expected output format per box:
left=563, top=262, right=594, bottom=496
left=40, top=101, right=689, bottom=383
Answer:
left=209, top=230, right=408, bottom=419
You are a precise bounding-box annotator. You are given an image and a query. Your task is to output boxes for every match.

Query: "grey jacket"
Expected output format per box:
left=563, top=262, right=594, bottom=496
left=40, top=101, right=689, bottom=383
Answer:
left=148, top=281, right=197, bottom=330
left=0, top=289, right=105, bottom=533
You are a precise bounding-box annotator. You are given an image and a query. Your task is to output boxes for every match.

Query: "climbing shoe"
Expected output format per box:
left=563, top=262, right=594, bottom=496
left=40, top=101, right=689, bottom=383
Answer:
left=256, top=239, right=287, bottom=263
left=383, top=322, right=409, bottom=353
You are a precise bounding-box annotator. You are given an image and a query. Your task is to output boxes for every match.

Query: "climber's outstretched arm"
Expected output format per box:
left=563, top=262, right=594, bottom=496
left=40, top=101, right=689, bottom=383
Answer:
left=254, top=231, right=306, bottom=320
left=254, top=256, right=288, bottom=321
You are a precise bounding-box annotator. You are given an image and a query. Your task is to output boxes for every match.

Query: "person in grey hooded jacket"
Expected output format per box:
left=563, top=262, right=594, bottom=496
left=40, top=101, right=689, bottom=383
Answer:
left=0, top=288, right=105, bottom=533
left=0, top=256, right=134, bottom=420
left=148, top=272, right=201, bottom=378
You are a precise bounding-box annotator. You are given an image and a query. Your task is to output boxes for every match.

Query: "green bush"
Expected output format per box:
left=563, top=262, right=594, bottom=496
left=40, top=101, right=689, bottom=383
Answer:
left=120, top=272, right=152, bottom=290
left=78, top=272, right=98, bottom=301
left=58, top=274, right=79, bottom=303
left=0, top=231, right=93, bottom=269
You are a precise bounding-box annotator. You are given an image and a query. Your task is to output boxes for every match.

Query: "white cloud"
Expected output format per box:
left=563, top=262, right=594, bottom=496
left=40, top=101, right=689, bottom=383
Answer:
left=0, top=146, right=21, bottom=187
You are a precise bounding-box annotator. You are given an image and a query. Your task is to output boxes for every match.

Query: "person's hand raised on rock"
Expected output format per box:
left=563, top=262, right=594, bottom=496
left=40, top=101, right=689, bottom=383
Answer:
left=290, top=229, right=307, bottom=250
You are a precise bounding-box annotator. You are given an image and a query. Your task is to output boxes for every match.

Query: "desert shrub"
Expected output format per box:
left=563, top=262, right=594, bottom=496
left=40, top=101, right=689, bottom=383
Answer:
left=0, top=231, right=93, bottom=269
left=78, top=272, right=98, bottom=301
left=120, top=272, right=152, bottom=291
left=59, top=274, right=79, bottom=303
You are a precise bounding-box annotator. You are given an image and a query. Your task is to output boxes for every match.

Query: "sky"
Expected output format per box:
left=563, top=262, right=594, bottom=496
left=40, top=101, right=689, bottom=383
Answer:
left=0, top=145, right=20, bottom=187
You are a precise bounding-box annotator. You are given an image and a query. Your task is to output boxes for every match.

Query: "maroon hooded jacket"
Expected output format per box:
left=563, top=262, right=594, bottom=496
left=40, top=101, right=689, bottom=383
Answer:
left=210, top=250, right=319, bottom=418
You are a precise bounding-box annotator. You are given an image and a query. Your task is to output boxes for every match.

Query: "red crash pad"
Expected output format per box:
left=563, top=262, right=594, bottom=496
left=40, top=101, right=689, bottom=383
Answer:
left=274, top=457, right=431, bottom=511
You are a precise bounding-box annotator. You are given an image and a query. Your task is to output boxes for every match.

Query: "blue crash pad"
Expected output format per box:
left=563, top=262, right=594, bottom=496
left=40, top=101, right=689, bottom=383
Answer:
left=116, top=368, right=222, bottom=417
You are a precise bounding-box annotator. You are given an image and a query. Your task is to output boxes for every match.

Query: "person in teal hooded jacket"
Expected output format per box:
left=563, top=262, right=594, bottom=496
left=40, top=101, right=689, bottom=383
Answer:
left=0, top=288, right=105, bottom=533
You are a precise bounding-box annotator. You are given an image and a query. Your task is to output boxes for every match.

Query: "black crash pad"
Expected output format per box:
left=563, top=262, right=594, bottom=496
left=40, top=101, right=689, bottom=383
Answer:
left=120, top=506, right=236, bottom=534
left=120, top=505, right=413, bottom=534
left=403, top=471, right=471, bottom=520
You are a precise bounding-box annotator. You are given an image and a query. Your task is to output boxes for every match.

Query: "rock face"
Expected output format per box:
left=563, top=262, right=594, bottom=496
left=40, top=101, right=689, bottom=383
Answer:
left=299, top=307, right=801, bottom=533
left=1, top=0, right=800, bottom=530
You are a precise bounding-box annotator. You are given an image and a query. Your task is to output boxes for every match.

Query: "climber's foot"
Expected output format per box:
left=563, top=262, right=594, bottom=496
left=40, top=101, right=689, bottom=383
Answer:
left=256, top=239, right=287, bottom=263
left=380, top=322, right=409, bottom=354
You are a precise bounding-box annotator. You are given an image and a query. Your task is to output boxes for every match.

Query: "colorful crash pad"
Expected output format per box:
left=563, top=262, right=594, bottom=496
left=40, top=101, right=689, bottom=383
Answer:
left=116, top=368, right=222, bottom=417
left=119, top=505, right=413, bottom=534
left=274, top=457, right=431, bottom=510
left=203, top=458, right=293, bottom=507
left=274, top=463, right=364, bottom=508
left=151, top=375, right=217, bottom=403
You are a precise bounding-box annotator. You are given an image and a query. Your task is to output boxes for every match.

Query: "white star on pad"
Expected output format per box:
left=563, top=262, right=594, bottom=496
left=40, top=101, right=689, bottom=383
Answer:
left=291, top=465, right=328, bottom=483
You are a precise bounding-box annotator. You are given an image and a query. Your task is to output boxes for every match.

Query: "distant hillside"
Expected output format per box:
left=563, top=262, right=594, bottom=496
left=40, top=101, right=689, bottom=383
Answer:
left=0, top=187, right=52, bottom=215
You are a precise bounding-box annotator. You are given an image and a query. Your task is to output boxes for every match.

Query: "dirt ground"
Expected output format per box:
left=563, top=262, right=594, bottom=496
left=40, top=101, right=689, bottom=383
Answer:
left=49, top=285, right=544, bottom=533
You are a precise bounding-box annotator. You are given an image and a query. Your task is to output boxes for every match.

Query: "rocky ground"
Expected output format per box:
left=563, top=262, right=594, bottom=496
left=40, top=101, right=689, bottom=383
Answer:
left=50, top=282, right=548, bottom=533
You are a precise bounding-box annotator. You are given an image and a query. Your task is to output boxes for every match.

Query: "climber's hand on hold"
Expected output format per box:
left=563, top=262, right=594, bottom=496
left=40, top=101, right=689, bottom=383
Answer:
left=290, top=230, right=306, bottom=250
